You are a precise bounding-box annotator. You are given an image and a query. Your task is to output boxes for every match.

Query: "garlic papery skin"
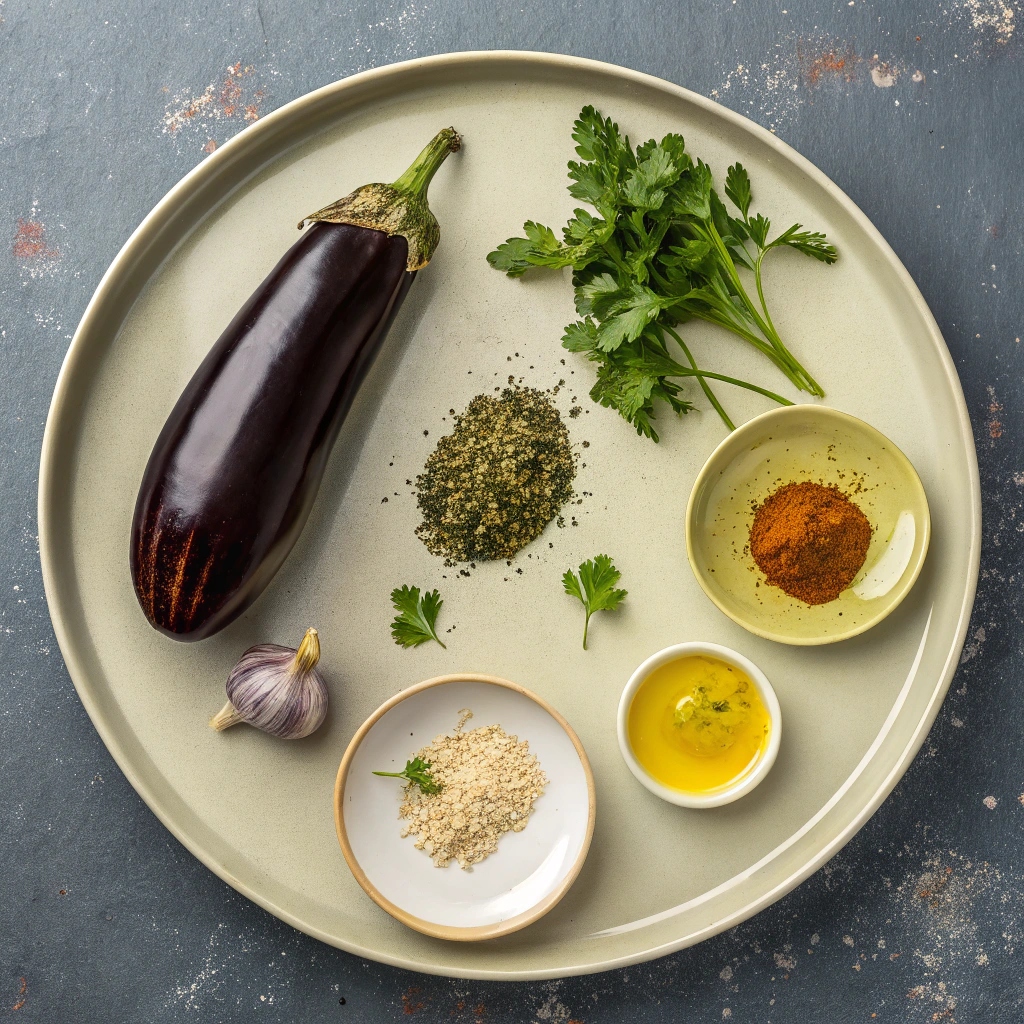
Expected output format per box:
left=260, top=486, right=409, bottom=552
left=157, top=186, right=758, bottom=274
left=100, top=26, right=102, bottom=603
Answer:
left=210, top=627, right=328, bottom=739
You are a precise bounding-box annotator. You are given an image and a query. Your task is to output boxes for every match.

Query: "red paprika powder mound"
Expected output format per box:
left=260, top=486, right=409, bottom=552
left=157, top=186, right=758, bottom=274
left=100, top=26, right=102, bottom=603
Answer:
left=749, top=481, right=872, bottom=605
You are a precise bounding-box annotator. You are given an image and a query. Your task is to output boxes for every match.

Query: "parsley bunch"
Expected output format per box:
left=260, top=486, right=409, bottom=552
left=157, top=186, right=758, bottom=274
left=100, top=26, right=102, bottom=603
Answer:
left=487, top=107, right=838, bottom=440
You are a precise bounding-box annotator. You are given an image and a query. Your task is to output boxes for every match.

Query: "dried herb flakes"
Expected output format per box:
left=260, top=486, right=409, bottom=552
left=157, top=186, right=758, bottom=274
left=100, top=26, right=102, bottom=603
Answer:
left=415, top=386, right=576, bottom=563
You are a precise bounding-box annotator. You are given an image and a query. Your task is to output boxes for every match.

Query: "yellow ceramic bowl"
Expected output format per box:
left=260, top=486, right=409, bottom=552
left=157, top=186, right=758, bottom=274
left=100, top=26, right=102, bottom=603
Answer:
left=685, top=405, right=931, bottom=646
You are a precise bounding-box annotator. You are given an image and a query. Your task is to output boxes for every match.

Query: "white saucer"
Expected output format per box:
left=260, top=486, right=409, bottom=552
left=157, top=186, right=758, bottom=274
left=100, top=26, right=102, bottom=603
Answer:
left=334, top=674, right=595, bottom=941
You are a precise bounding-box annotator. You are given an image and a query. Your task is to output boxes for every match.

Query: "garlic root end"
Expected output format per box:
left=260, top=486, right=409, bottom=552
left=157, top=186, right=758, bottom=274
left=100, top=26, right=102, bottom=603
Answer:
left=210, top=701, right=244, bottom=732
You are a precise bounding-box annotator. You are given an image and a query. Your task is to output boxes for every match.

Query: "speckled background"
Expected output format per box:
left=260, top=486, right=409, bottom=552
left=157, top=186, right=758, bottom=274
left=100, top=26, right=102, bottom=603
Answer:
left=2, top=0, right=1021, bottom=1020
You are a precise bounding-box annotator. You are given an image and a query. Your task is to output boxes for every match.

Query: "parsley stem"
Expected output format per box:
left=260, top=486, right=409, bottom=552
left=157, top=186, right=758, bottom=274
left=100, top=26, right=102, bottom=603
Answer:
left=663, top=326, right=734, bottom=430
left=673, top=368, right=793, bottom=406
left=706, top=221, right=772, bottom=338
left=680, top=306, right=807, bottom=390
left=753, top=247, right=824, bottom=397
left=582, top=610, right=591, bottom=650
left=706, top=220, right=822, bottom=397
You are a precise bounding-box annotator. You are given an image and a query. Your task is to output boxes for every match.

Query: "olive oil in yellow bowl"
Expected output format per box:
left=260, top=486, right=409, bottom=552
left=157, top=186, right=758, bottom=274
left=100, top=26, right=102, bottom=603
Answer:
left=617, top=643, right=781, bottom=808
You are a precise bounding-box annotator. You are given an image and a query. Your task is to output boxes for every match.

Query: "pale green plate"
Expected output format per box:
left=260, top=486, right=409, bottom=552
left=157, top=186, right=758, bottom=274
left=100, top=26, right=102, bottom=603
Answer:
left=38, top=52, right=980, bottom=979
left=686, top=405, right=932, bottom=645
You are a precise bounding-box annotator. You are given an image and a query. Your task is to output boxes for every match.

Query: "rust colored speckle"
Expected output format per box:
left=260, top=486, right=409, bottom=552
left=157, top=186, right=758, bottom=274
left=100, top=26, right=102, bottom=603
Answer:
left=797, top=39, right=860, bottom=87
left=219, top=62, right=245, bottom=117
left=204, top=139, right=217, bottom=154
left=13, top=219, right=59, bottom=261
left=916, top=865, right=953, bottom=905
left=12, top=977, right=27, bottom=1011
left=402, top=987, right=425, bottom=1015
left=163, top=63, right=265, bottom=140
left=988, top=386, right=1003, bottom=439
left=165, top=94, right=207, bottom=132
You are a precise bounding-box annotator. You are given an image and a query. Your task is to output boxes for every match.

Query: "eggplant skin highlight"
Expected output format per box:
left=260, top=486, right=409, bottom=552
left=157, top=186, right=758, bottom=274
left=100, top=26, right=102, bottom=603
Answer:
left=131, top=128, right=459, bottom=641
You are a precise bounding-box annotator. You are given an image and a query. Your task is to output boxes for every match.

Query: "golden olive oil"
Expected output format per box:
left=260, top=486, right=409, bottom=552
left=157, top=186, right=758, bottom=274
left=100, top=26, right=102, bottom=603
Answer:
left=627, top=655, right=771, bottom=794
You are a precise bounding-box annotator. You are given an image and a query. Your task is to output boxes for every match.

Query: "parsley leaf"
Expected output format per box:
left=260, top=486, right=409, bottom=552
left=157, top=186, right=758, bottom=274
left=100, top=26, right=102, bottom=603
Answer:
left=724, top=162, right=752, bottom=218
left=373, top=756, right=444, bottom=795
left=487, top=108, right=839, bottom=439
left=389, top=585, right=447, bottom=649
left=768, top=224, right=839, bottom=263
left=562, top=555, right=628, bottom=650
left=594, top=285, right=664, bottom=352
left=622, top=145, right=680, bottom=211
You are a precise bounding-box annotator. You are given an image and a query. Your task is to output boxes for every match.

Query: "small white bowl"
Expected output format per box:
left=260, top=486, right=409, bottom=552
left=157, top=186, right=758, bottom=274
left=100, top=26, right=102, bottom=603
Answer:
left=334, top=674, right=595, bottom=941
left=617, top=642, right=782, bottom=808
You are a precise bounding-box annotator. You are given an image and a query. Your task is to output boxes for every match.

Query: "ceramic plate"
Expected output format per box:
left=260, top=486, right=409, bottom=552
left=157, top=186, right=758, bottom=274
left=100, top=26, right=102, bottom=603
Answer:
left=38, top=52, right=980, bottom=979
left=686, top=405, right=932, bottom=644
left=335, top=675, right=595, bottom=940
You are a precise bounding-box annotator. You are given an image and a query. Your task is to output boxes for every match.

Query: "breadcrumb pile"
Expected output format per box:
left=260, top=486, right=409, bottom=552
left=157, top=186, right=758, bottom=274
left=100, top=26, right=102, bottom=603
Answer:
left=397, top=710, right=547, bottom=869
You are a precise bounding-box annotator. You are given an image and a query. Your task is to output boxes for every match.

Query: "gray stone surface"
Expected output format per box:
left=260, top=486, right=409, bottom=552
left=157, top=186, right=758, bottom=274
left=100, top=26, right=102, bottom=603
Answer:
left=2, top=0, right=1021, bottom=1019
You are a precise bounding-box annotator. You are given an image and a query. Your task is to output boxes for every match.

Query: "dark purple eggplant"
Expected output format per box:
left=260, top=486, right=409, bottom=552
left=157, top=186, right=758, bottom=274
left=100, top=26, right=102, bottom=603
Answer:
left=131, top=128, right=460, bottom=641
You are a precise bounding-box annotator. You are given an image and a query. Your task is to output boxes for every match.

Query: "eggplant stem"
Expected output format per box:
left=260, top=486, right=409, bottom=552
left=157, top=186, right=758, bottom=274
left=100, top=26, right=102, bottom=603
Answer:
left=210, top=701, right=243, bottom=732
left=292, top=627, right=321, bottom=674
left=391, top=127, right=461, bottom=198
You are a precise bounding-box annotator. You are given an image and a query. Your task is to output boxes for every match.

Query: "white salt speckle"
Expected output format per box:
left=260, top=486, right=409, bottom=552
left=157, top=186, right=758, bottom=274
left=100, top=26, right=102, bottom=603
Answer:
left=960, top=625, right=987, bottom=663
left=871, top=65, right=897, bottom=86
left=964, top=0, right=1015, bottom=43
left=532, top=982, right=571, bottom=1022
left=162, top=63, right=266, bottom=153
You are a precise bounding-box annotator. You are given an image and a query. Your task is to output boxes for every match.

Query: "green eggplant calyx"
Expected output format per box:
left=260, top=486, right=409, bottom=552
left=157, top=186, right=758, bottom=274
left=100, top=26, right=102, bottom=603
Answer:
left=298, top=127, right=461, bottom=271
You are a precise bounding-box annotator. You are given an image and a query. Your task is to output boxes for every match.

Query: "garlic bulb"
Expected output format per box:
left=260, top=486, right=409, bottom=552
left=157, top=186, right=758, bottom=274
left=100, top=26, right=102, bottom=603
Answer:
left=210, top=627, right=327, bottom=739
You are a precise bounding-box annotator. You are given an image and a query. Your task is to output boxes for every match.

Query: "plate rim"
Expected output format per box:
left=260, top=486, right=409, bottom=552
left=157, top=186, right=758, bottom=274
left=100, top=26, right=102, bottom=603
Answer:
left=36, top=49, right=982, bottom=979
left=684, top=404, right=933, bottom=645
left=333, top=672, right=597, bottom=941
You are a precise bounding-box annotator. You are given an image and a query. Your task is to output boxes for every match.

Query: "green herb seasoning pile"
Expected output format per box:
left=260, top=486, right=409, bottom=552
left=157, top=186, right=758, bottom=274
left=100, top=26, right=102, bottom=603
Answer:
left=415, top=385, right=576, bottom=563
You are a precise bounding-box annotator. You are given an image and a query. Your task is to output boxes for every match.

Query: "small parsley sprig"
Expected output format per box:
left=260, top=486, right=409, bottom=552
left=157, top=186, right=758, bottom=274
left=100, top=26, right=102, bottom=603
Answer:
left=487, top=106, right=838, bottom=440
left=373, top=756, right=444, bottom=795
left=563, top=555, right=628, bottom=650
left=390, top=585, right=446, bottom=649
